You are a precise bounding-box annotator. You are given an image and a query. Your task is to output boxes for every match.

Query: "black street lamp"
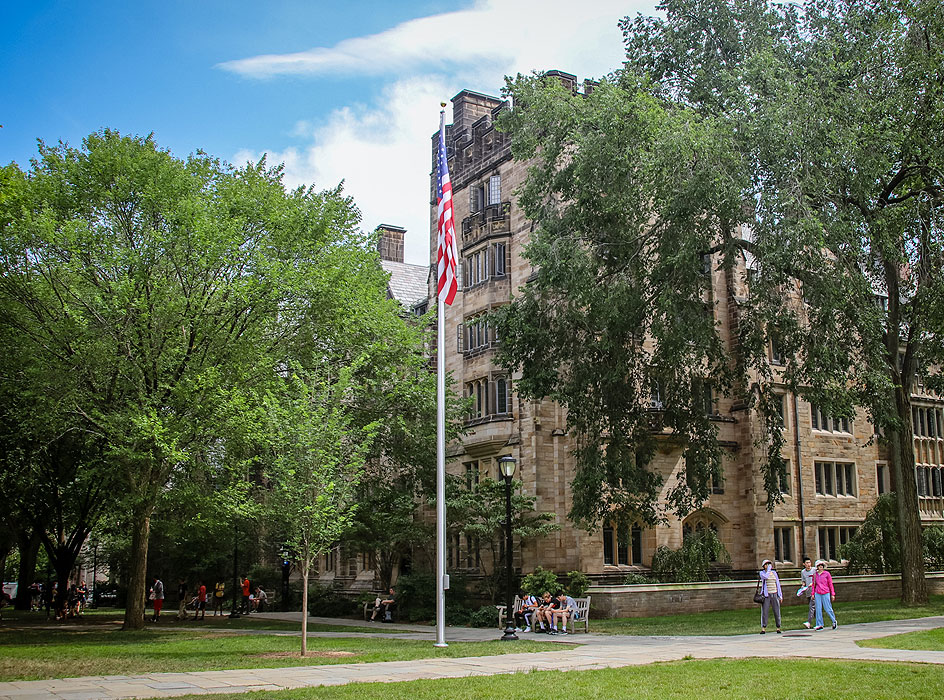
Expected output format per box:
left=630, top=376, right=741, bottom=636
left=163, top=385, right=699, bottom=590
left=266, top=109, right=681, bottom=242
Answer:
left=498, top=455, right=518, bottom=641
left=229, top=524, right=241, bottom=618
left=280, top=548, right=291, bottom=612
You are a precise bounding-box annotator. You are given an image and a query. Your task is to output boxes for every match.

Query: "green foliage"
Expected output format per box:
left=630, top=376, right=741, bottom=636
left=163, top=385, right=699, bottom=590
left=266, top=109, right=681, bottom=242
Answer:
left=447, top=478, right=559, bottom=602
left=623, top=572, right=656, bottom=585
left=520, top=567, right=559, bottom=596
left=566, top=571, right=591, bottom=598
left=305, top=583, right=359, bottom=618
left=923, top=527, right=944, bottom=572
left=466, top=605, right=500, bottom=629
left=650, top=529, right=730, bottom=583
left=841, top=494, right=902, bottom=575
left=392, top=572, right=435, bottom=623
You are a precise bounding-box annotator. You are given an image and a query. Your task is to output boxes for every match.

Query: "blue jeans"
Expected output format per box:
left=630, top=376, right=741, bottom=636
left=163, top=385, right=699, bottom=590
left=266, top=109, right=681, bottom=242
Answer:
left=814, top=593, right=836, bottom=627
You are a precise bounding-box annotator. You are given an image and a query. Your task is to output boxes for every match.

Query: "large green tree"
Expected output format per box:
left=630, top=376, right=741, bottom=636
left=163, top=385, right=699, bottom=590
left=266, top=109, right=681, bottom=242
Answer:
left=496, top=0, right=943, bottom=605
left=0, top=131, right=377, bottom=628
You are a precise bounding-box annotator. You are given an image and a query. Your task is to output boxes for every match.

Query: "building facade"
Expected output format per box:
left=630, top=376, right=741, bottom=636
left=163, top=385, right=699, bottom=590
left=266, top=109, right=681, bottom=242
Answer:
left=428, top=73, right=944, bottom=580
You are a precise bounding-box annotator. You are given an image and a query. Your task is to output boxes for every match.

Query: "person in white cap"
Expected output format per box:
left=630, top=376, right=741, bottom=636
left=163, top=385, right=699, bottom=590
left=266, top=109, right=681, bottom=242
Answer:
left=812, top=559, right=838, bottom=630
left=758, top=559, right=782, bottom=634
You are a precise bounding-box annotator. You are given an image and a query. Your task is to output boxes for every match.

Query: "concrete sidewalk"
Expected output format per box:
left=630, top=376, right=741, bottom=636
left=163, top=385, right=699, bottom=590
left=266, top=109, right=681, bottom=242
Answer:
left=1, top=616, right=942, bottom=699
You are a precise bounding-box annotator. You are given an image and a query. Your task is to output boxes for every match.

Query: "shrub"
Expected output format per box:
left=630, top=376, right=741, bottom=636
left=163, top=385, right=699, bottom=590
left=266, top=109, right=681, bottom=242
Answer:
left=924, top=525, right=944, bottom=571
left=566, top=570, right=591, bottom=598
left=842, top=493, right=900, bottom=574
left=521, top=566, right=558, bottom=596
left=623, top=572, right=655, bottom=585
left=394, top=572, right=435, bottom=622
left=306, top=582, right=358, bottom=617
left=467, top=604, right=499, bottom=628
left=650, top=529, right=730, bottom=583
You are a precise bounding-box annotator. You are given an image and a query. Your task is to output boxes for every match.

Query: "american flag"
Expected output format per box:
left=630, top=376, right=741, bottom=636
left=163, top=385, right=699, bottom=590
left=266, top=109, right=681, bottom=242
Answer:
left=436, top=111, right=458, bottom=305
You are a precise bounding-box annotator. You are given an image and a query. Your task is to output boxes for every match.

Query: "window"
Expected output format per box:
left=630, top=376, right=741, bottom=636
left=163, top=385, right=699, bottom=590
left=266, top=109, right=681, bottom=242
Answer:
left=769, top=336, right=784, bottom=366
left=810, top=403, right=852, bottom=433
left=778, top=460, right=792, bottom=495
left=876, top=463, right=889, bottom=495
left=649, top=381, right=666, bottom=410
left=492, top=242, right=507, bottom=277
left=463, top=314, right=492, bottom=353
left=603, top=522, right=642, bottom=566
left=772, top=393, right=788, bottom=430
left=464, top=461, right=481, bottom=490
left=818, top=526, right=858, bottom=561
left=711, top=468, right=724, bottom=495
left=488, top=174, right=501, bottom=205
left=496, top=377, right=510, bottom=414
left=324, top=547, right=337, bottom=572
left=469, top=183, right=485, bottom=213
left=774, top=526, right=793, bottom=563
left=465, top=376, right=511, bottom=421
left=696, top=380, right=718, bottom=417
left=814, top=461, right=856, bottom=497
left=913, top=406, right=944, bottom=438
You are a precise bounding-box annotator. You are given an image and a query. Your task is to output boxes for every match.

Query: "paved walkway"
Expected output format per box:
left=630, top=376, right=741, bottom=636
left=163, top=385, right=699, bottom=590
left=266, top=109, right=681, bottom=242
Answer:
left=2, top=616, right=943, bottom=699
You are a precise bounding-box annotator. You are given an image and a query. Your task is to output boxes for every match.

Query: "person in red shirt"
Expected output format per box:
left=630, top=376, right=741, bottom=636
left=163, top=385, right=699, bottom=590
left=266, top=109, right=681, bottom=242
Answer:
left=241, top=576, right=251, bottom=614
left=195, top=581, right=207, bottom=620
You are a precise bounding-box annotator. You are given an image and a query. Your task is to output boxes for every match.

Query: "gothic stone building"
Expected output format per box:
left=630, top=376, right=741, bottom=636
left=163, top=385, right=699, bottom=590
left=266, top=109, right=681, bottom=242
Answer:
left=428, top=72, right=944, bottom=580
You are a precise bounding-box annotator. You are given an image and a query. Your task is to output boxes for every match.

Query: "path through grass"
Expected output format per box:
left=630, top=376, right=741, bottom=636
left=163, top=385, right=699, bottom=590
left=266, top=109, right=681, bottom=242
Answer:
left=172, top=658, right=944, bottom=700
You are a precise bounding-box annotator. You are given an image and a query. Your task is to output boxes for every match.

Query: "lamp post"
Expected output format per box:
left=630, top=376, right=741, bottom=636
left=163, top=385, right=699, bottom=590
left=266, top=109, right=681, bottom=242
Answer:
left=498, top=455, right=518, bottom=641
left=229, top=524, right=240, bottom=618
left=280, top=548, right=291, bottom=612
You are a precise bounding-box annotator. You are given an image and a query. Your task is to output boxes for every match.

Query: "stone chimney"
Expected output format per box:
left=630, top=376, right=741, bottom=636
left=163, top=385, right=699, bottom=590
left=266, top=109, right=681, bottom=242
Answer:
left=376, top=224, right=406, bottom=263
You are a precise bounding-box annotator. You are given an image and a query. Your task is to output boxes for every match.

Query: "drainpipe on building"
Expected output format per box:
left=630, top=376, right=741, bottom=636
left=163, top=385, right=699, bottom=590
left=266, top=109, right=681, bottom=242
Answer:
left=792, top=393, right=807, bottom=556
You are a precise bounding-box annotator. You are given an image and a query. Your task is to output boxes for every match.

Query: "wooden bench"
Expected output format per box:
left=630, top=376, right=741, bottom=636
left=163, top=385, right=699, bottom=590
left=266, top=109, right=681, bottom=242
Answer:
left=497, top=595, right=591, bottom=633
left=364, top=597, right=397, bottom=622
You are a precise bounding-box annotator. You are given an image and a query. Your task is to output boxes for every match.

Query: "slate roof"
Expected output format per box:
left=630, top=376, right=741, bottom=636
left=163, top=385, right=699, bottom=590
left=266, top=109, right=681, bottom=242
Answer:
left=381, top=259, right=429, bottom=307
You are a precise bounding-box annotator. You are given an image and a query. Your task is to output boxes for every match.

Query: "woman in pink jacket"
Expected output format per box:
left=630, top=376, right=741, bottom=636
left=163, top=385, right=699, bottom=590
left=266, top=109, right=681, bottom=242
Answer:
left=813, top=559, right=837, bottom=630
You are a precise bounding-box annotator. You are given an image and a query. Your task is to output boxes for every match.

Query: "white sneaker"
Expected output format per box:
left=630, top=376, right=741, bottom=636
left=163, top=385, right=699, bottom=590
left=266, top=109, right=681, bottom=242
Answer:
left=523, top=627, right=531, bottom=633
left=803, top=622, right=811, bottom=629
left=514, top=627, right=521, bottom=632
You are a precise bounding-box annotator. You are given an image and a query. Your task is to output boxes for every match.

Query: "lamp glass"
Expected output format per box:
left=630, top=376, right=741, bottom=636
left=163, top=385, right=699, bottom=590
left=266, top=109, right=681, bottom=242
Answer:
left=498, top=456, right=516, bottom=478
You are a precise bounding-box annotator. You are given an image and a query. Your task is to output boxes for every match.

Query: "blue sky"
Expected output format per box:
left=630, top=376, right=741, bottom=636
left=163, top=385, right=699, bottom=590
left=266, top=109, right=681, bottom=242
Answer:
left=2, top=1, right=655, bottom=264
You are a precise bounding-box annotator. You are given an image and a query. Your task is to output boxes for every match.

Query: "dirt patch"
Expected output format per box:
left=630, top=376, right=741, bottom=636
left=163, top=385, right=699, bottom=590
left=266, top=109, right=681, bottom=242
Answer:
left=254, top=651, right=357, bottom=659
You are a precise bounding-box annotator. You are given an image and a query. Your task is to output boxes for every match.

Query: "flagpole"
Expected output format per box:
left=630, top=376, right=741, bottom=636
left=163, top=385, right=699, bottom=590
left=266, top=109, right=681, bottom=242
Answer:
left=435, top=292, right=448, bottom=647
left=434, top=104, right=449, bottom=648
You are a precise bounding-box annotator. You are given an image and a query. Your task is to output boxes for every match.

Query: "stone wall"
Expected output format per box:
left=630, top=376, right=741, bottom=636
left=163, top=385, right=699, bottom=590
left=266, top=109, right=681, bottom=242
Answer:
left=589, top=572, right=944, bottom=618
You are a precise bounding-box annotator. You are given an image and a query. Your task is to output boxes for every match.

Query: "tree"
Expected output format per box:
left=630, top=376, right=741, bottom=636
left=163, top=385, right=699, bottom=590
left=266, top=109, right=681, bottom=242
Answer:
left=447, top=477, right=559, bottom=602
left=733, top=0, right=944, bottom=604
left=0, top=130, right=372, bottom=628
left=265, top=365, right=377, bottom=656
left=496, top=0, right=943, bottom=604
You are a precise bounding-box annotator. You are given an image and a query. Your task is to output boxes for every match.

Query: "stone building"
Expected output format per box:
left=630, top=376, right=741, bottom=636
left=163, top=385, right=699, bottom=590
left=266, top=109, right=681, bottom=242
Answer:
left=427, top=72, right=944, bottom=580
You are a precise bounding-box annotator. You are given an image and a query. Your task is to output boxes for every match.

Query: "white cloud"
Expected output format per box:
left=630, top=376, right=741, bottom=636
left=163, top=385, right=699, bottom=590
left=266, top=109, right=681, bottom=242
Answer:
left=226, top=0, right=658, bottom=264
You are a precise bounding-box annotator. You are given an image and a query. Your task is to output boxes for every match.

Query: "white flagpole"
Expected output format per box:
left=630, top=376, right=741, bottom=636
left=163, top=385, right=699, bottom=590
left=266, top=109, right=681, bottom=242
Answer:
left=435, top=106, right=449, bottom=648
left=435, top=294, right=448, bottom=647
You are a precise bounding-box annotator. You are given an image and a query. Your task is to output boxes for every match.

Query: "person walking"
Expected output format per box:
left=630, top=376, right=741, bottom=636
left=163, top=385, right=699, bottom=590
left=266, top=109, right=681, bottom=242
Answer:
left=813, top=559, right=838, bottom=630
left=213, top=580, right=225, bottom=616
left=176, top=578, right=189, bottom=620
left=195, top=581, right=207, bottom=620
left=240, top=576, right=251, bottom=614
left=799, top=557, right=816, bottom=629
left=150, top=576, right=165, bottom=622
left=758, top=559, right=782, bottom=634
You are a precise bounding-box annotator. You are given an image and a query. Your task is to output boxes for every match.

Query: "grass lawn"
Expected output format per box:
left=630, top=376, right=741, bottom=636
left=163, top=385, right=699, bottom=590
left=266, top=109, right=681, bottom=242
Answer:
left=0, top=623, right=566, bottom=681
left=859, top=626, right=944, bottom=651
left=0, top=608, right=404, bottom=634
left=171, top=658, right=944, bottom=700
left=592, top=595, right=944, bottom=636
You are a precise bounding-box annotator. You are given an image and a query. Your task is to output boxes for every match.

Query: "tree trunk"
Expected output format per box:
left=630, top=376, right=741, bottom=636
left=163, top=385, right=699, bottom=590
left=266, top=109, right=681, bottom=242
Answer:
left=300, top=565, right=308, bottom=657
left=891, top=389, right=928, bottom=604
left=14, top=530, right=41, bottom=610
left=122, top=505, right=152, bottom=630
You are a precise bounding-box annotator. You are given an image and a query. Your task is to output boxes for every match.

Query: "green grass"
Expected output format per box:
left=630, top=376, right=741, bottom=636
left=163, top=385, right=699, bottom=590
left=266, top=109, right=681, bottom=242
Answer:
left=592, top=595, right=944, bottom=636
left=0, top=625, right=566, bottom=681
left=171, top=658, right=944, bottom=700
left=0, top=608, right=405, bottom=633
left=859, top=626, right=944, bottom=651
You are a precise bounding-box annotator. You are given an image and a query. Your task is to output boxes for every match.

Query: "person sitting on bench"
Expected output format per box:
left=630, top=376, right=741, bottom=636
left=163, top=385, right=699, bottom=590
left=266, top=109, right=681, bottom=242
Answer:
left=370, top=586, right=396, bottom=622
left=514, top=590, right=538, bottom=632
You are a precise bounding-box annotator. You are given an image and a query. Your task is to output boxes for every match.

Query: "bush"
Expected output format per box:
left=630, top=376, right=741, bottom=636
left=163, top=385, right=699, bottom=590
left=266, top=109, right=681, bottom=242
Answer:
left=467, top=604, right=499, bottom=628
left=521, top=566, right=558, bottom=596
left=925, top=526, right=944, bottom=571
left=842, top=493, right=900, bottom=574
left=650, top=529, right=730, bottom=583
left=623, top=572, right=655, bottom=585
left=306, top=582, right=359, bottom=617
left=566, top=570, right=591, bottom=598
